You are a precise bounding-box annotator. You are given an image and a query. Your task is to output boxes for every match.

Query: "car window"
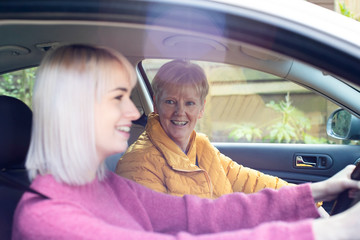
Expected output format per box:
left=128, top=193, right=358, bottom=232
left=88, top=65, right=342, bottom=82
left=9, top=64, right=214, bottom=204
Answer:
left=0, top=67, right=36, bottom=108
left=141, top=59, right=357, bottom=145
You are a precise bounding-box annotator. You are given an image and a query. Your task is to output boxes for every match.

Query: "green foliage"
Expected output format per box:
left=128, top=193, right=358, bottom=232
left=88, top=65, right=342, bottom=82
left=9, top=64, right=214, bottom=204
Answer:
left=0, top=68, right=36, bottom=107
left=228, top=93, right=328, bottom=144
left=303, top=134, right=330, bottom=144
left=338, top=1, right=359, bottom=21
left=339, top=2, right=352, bottom=17
left=267, top=122, right=298, bottom=143
left=229, top=123, right=262, bottom=142
left=265, top=93, right=311, bottom=143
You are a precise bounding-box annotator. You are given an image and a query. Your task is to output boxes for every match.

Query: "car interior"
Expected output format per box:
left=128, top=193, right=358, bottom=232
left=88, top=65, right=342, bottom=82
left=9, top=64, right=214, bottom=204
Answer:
left=1, top=1, right=360, bottom=239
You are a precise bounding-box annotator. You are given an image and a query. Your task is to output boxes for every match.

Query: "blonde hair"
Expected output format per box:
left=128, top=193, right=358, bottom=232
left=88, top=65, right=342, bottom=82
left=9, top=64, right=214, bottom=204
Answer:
left=26, top=44, right=136, bottom=185
left=151, top=60, right=209, bottom=107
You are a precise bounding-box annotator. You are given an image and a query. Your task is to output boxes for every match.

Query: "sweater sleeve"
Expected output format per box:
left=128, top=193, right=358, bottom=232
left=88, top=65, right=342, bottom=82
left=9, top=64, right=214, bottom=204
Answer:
left=13, top=197, right=170, bottom=240
left=176, top=220, right=315, bottom=240
left=13, top=176, right=318, bottom=240
left=218, top=151, right=290, bottom=193
left=128, top=179, right=319, bottom=239
left=14, top=196, right=315, bottom=240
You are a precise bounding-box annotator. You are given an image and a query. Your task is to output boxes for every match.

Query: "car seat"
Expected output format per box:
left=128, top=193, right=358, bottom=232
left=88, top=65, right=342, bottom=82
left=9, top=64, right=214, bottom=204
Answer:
left=0, top=95, right=32, bottom=240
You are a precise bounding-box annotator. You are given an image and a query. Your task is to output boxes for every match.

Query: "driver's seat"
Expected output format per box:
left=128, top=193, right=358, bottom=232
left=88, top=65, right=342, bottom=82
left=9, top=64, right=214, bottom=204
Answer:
left=0, top=95, right=32, bottom=240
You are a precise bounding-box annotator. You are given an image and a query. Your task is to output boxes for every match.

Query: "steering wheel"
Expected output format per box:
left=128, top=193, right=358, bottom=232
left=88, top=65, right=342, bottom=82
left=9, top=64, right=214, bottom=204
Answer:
left=330, top=162, right=360, bottom=215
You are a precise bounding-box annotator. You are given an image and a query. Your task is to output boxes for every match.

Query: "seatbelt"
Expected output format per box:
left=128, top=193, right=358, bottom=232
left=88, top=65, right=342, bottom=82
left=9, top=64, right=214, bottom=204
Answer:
left=0, top=172, right=49, bottom=199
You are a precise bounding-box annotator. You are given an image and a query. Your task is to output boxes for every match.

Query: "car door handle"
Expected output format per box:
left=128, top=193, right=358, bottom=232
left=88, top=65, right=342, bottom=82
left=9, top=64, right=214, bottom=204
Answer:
left=294, top=154, right=333, bottom=169
left=295, top=156, right=316, bottom=167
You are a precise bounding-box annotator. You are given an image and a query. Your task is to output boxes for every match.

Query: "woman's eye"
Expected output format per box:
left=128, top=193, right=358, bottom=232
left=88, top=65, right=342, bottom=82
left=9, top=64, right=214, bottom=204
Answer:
left=165, top=100, right=174, bottom=104
left=186, top=101, right=195, bottom=106
left=115, top=95, right=123, bottom=101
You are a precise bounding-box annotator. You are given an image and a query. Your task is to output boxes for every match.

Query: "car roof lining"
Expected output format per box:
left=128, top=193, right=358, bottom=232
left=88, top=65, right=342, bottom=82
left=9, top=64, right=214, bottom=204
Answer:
left=0, top=19, right=294, bottom=73
left=0, top=19, right=359, bottom=117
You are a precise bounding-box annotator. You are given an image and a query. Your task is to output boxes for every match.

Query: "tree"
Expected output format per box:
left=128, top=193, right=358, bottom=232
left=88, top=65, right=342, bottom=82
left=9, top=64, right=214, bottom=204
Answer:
left=0, top=67, right=36, bottom=107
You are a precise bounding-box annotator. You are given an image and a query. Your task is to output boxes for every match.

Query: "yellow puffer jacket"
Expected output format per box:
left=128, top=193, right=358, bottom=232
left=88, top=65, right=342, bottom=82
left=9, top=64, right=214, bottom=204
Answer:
left=116, top=113, right=290, bottom=198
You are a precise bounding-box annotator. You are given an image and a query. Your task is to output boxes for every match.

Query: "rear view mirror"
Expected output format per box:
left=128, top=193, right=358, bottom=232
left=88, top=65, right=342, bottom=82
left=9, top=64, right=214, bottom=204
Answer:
left=327, top=109, right=360, bottom=140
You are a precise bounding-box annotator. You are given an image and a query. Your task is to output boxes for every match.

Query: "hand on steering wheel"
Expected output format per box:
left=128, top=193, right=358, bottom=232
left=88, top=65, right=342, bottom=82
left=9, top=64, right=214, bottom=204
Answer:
left=331, top=163, right=360, bottom=215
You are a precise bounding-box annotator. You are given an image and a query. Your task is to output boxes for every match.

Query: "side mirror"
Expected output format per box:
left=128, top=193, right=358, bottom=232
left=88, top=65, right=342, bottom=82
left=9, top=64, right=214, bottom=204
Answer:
left=327, top=109, right=360, bottom=140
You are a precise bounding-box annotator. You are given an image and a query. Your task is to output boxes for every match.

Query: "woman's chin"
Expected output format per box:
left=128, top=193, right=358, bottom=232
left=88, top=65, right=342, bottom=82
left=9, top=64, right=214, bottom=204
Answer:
left=117, top=145, right=128, bottom=154
left=108, top=144, right=128, bottom=157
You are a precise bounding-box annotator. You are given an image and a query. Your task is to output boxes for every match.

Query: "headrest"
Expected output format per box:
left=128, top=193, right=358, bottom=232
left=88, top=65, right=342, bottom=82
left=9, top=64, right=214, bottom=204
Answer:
left=0, top=96, right=32, bottom=169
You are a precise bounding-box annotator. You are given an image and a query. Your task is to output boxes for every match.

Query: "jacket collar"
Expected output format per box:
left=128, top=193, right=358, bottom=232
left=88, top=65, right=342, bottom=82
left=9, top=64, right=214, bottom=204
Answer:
left=146, top=113, right=199, bottom=171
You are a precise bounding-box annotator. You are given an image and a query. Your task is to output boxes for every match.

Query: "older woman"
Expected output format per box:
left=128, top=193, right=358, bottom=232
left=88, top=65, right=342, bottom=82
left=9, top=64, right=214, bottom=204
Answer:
left=12, top=44, right=360, bottom=240
left=116, top=59, right=291, bottom=198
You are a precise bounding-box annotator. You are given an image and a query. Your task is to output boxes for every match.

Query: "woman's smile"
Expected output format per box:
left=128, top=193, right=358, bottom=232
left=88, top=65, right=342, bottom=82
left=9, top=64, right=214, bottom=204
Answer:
left=171, top=120, right=188, bottom=126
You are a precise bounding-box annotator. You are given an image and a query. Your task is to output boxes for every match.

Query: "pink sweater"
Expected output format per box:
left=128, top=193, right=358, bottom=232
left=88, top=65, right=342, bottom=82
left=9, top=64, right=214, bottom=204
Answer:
left=13, top=172, right=319, bottom=240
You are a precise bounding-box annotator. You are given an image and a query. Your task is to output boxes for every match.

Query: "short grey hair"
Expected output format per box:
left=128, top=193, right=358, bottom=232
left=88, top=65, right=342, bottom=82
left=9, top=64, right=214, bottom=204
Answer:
left=26, top=44, right=136, bottom=185
left=151, top=59, right=209, bottom=107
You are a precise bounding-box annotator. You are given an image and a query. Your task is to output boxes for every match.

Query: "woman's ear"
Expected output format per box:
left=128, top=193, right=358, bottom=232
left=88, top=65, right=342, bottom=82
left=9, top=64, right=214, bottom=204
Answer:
left=198, top=100, right=206, bottom=119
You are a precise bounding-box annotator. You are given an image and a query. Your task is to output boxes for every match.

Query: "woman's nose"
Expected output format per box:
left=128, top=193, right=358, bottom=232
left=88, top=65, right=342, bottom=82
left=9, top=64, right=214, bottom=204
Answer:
left=175, top=103, right=185, bottom=115
left=126, top=99, right=141, bottom=120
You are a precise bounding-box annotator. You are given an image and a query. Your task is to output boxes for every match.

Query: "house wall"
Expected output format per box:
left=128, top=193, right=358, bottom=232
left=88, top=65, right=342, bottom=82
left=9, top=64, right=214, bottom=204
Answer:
left=309, top=0, right=360, bottom=19
left=308, top=0, right=334, bottom=10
